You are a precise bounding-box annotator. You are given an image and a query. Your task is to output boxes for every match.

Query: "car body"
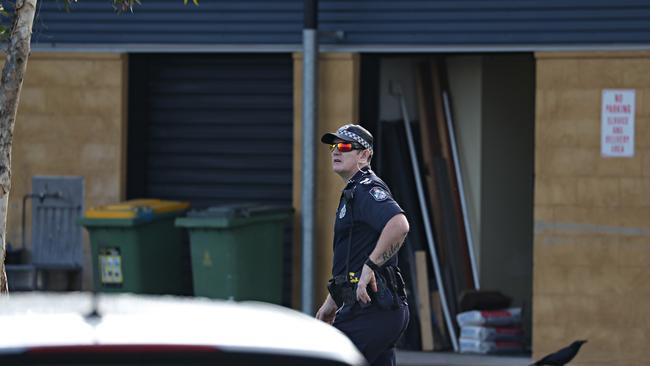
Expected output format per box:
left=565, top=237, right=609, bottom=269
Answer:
left=0, top=293, right=366, bottom=366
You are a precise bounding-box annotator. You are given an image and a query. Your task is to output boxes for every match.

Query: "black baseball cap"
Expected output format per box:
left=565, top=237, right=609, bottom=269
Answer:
left=321, top=124, right=373, bottom=150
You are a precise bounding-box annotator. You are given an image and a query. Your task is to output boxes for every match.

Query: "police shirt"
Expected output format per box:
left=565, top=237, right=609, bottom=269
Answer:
left=332, top=166, right=405, bottom=277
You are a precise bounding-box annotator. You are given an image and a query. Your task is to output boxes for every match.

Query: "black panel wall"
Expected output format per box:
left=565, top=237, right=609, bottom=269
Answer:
left=33, top=0, right=650, bottom=48
left=127, top=54, right=294, bottom=305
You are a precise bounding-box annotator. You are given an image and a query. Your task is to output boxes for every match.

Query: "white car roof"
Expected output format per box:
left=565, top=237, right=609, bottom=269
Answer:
left=0, top=293, right=365, bottom=366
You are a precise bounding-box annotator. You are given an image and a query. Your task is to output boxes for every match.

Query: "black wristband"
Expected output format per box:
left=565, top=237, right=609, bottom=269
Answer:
left=365, top=258, right=382, bottom=272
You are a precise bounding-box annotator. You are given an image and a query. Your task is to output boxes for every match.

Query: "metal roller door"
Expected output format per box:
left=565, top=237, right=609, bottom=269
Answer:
left=127, top=54, right=294, bottom=304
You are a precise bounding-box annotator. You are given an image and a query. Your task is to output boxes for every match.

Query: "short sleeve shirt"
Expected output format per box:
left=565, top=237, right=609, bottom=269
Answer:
left=331, top=166, right=405, bottom=277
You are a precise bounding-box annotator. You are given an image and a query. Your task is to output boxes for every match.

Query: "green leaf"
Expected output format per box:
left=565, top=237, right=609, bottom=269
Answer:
left=193, top=0, right=199, bottom=5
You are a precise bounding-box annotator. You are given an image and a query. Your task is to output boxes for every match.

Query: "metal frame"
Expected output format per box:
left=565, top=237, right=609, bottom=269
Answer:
left=443, top=91, right=480, bottom=289
left=390, top=82, right=459, bottom=352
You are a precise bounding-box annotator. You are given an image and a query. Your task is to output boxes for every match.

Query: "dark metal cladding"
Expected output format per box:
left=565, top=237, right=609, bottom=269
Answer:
left=317, top=0, right=650, bottom=46
left=304, top=0, right=318, bottom=29
left=32, top=0, right=304, bottom=45
left=32, top=0, right=650, bottom=48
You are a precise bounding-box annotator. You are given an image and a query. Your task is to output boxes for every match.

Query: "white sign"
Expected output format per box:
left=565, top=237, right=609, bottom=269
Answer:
left=601, top=89, right=635, bottom=157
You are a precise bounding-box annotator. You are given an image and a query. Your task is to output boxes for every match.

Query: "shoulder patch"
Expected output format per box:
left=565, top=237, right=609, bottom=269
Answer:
left=369, top=187, right=389, bottom=201
left=359, top=178, right=372, bottom=185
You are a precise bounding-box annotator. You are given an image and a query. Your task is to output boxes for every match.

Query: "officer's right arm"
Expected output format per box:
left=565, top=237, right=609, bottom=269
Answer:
left=315, top=294, right=338, bottom=324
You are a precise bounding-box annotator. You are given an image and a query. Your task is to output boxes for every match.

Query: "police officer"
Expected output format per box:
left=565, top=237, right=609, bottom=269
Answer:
left=315, top=124, right=410, bottom=366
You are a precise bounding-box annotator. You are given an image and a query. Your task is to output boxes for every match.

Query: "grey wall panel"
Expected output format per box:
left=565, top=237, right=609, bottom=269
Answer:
left=318, top=0, right=650, bottom=46
left=31, top=176, right=84, bottom=268
left=33, top=1, right=650, bottom=48
left=33, top=0, right=303, bottom=45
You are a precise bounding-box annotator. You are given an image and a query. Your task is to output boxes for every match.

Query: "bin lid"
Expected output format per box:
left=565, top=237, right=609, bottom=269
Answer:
left=84, top=199, right=190, bottom=220
left=186, top=203, right=293, bottom=219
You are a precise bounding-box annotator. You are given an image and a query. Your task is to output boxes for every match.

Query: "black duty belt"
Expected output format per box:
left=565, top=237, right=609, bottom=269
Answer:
left=328, top=265, right=406, bottom=310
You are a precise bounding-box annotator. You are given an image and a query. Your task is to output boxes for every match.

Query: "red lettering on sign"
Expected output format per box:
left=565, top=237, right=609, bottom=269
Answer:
left=607, top=116, right=628, bottom=125
left=606, top=104, right=631, bottom=113
left=606, top=135, right=631, bottom=144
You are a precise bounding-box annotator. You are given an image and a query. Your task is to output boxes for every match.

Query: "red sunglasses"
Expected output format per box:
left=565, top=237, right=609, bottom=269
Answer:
left=329, top=142, right=364, bottom=153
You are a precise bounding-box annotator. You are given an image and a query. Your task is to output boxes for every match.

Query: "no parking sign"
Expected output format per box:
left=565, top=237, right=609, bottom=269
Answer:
left=601, top=89, right=635, bottom=157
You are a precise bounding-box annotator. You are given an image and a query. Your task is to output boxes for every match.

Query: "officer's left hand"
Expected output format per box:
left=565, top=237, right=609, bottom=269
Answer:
left=356, top=264, right=378, bottom=304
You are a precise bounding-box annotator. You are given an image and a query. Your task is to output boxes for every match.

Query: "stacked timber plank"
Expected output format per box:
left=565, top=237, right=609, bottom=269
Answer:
left=377, top=57, right=492, bottom=352
left=413, top=57, right=478, bottom=351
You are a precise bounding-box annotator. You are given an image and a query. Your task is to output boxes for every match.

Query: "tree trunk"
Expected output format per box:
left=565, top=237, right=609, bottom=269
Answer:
left=0, top=0, right=37, bottom=294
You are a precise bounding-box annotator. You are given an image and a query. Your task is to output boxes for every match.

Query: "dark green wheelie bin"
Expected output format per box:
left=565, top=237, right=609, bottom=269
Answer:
left=175, top=204, right=292, bottom=303
left=79, top=199, right=190, bottom=295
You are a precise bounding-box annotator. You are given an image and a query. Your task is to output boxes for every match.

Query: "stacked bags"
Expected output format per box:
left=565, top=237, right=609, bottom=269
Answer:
left=457, top=307, right=525, bottom=354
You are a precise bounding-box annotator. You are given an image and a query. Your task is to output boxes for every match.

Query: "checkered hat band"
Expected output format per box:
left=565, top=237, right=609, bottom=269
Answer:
left=338, top=130, right=371, bottom=150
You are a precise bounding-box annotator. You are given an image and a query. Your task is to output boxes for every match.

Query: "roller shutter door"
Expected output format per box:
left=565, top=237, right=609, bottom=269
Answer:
left=128, top=54, right=294, bottom=304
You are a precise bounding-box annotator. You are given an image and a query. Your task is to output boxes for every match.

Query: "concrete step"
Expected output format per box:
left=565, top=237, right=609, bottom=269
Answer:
left=396, top=350, right=531, bottom=366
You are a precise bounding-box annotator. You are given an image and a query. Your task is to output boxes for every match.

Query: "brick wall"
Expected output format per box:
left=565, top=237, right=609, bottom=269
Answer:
left=534, top=52, right=650, bottom=366
left=9, top=53, right=127, bottom=289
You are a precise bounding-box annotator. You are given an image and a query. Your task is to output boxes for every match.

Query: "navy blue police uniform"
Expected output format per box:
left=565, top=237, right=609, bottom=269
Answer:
left=331, top=166, right=410, bottom=366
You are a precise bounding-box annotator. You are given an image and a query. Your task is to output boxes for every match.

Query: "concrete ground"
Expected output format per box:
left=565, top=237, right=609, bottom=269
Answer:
left=396, top=350, right=531, bottom=366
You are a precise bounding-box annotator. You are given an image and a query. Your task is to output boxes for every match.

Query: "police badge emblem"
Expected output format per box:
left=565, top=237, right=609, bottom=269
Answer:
left=369, top=187, right=388, bottom=201
left=339, top=203, right=347, bottom=218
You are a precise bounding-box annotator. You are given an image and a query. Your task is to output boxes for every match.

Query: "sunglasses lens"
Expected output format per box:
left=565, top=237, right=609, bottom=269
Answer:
left=337, top=143, right=353, bottom=152
left=329, top=142, right=358, bottom=152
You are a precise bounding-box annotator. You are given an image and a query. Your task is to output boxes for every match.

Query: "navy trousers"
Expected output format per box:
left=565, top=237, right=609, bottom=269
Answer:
left=333, top=300, right=409, bottom=366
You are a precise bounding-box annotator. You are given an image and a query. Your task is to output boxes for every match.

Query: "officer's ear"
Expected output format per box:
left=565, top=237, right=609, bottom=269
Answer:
left=358, top=149, right=371, bottom=164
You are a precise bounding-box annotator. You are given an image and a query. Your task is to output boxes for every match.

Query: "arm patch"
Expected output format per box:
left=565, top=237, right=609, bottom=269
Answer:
left=369, top=187, right=389, bottom=201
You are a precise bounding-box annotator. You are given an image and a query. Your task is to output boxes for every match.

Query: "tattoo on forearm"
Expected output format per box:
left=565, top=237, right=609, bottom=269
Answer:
left=379, top=242, right=402, bottom=265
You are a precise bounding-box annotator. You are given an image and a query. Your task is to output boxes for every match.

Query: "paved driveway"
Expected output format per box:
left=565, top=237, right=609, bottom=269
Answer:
left=396, top=351, right=531, bottom=366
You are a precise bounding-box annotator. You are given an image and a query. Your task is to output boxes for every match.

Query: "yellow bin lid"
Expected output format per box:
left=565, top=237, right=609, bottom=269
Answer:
left=84, top=199, right=190, bottom=219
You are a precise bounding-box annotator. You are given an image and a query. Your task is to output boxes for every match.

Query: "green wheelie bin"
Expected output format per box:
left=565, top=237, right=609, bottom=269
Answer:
left=79, top=199, right=190, bottom=295
left=175, top=204, right=292, bottom=304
